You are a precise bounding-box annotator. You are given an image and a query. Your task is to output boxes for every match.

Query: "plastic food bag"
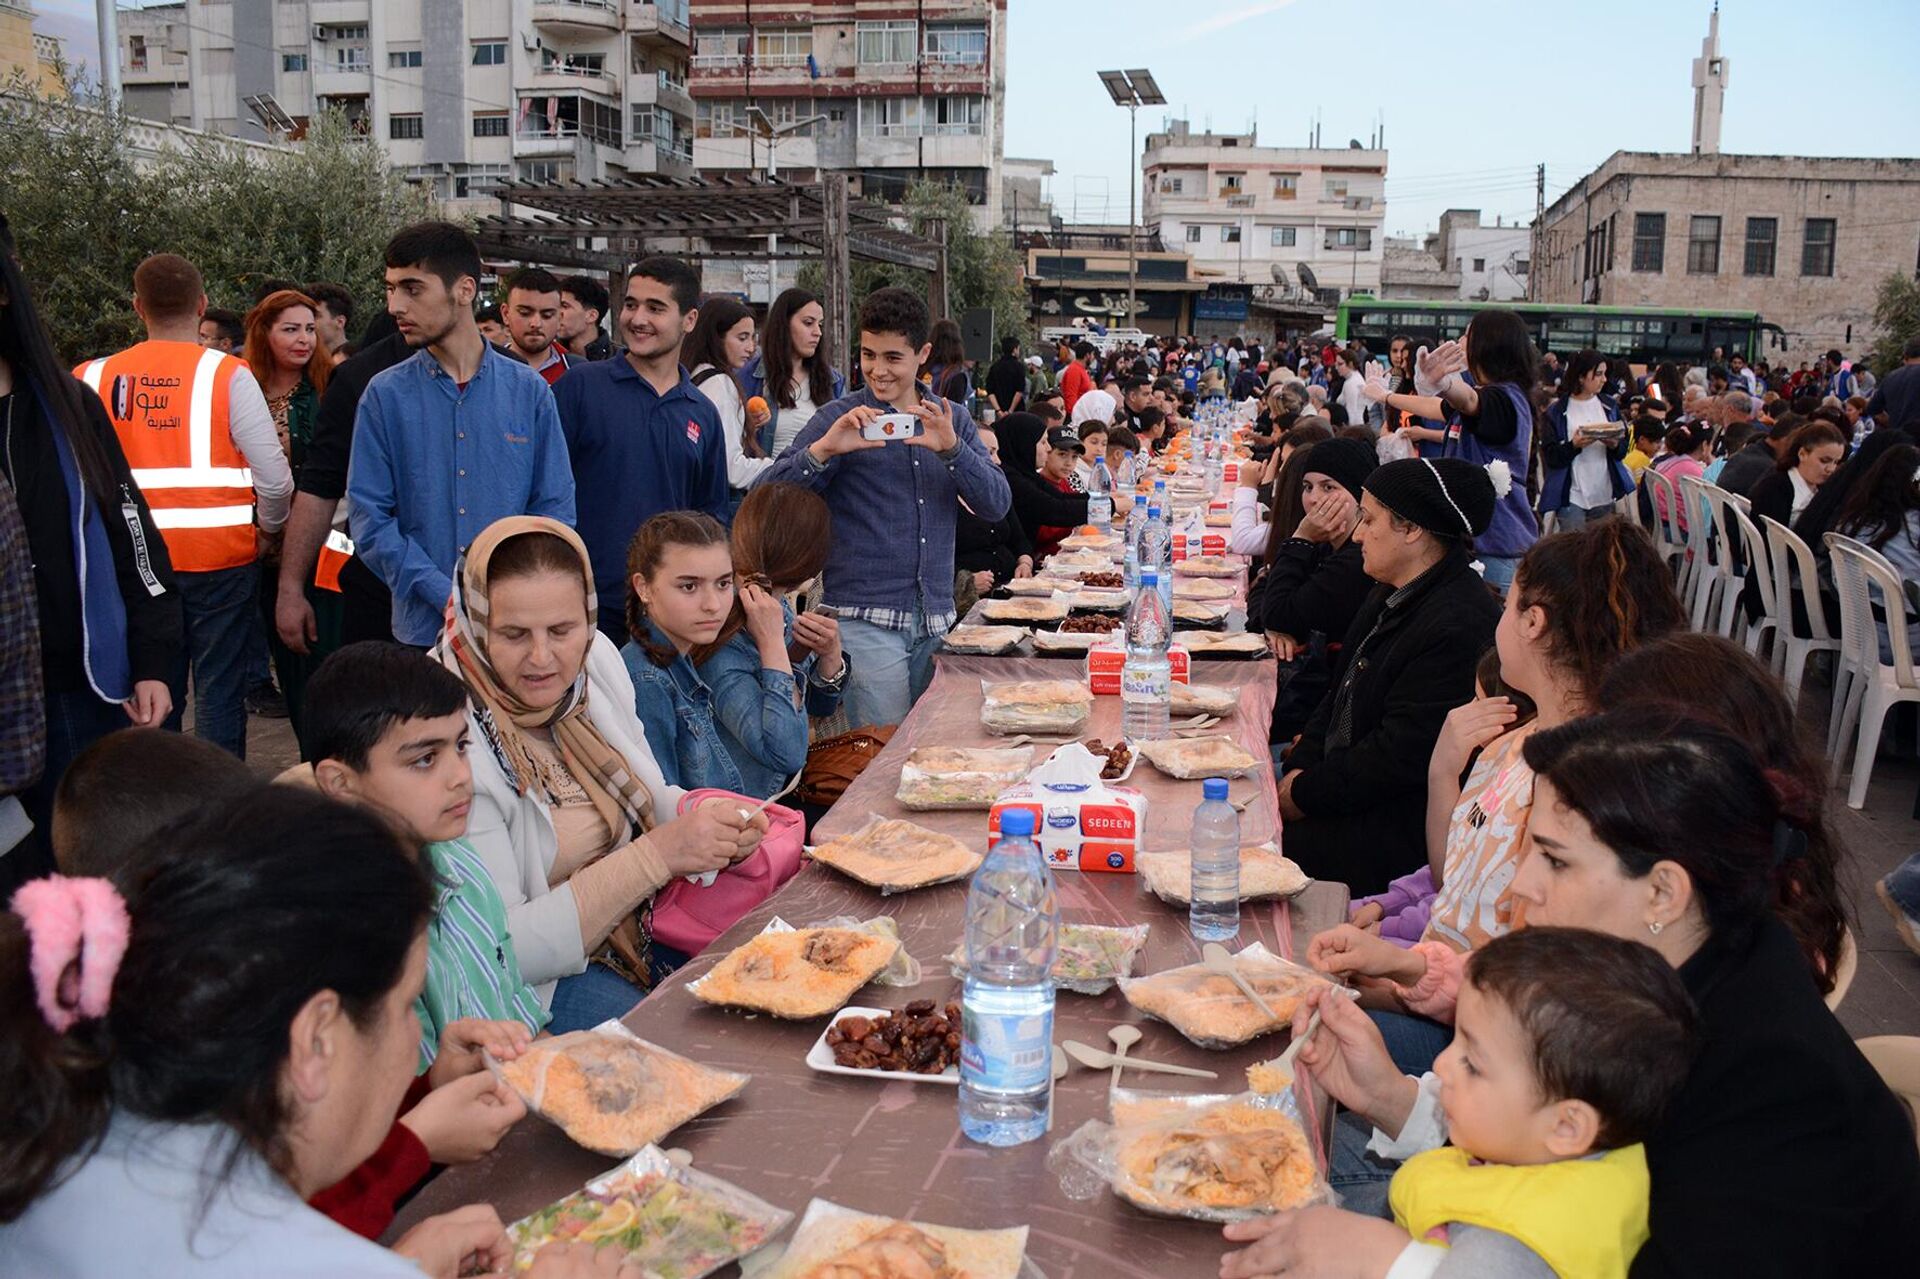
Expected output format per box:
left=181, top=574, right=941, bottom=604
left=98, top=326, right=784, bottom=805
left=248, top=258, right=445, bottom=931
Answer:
left=1134, top=734, right=1260, bottom=779
left=814, top=914, right=921, bottom=987
left=942, top=625, right=1028, bottom=655
left=809, top=816, right=983, bottom=894
left=492, top=1021, right=748, bottom=1157
left=980, top=679, right=1094, bottom=737
left=948, top=921, right=1149, bottom=996
left=1117, top=943, right=1336, bottom=1049
left=1136, top=843, right=1309, bottom=906
left=507, top=1145, right=791, bottom=1276
left=686, top=918, right=900, bottom=1020
left=895, top=745, right=1033, bottom=811
left=1048, top=1088, right=1333, bottom=1223
left=747, top=1198, right=1030, bottom=1279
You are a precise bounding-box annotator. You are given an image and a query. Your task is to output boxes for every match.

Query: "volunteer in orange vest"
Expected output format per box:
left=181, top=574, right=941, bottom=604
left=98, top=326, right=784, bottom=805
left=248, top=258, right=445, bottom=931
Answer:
left=77, top=253, right=293, bottom=758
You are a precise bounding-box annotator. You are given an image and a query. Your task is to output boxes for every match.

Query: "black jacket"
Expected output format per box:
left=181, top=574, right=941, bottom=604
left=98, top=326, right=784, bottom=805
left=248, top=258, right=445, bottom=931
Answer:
left=1, top=383, right=180, bottom=694
left=1631, top=917, right=1920, bottom=1278
left=1252, top=538, right=1374, bottom=658
left=1713, top=439, right=1775, bottom=497
left=1746, top=468, right=1796, bottom=532
left=993, top=413, right=1089, bottom=552
left=955, top=504, right=1031, bottom=585
left=1281, top=550, right=1500, bottom=894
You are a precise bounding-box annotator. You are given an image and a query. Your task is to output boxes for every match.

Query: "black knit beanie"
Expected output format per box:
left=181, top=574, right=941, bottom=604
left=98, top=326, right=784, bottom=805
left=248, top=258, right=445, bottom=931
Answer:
left=1298, top=437, right=1376, bottom=501
left=1364, top=457, right=1498, bottom=538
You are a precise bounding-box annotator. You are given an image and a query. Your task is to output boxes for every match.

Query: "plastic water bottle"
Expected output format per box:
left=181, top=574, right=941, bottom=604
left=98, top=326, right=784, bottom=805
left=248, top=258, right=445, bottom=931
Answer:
left=959, top=808, right=1059, bottom=1147
left=1203, top=434, right=1224, bottom=494
left=1189, top=777, right=1242, bottom=941
left=1088, top=456, right=1113, bottom=530
left=1123, top=539, right=1140, bottom=593
left=1123, top=569, right=1174, bottom=742
left=1125, top=469, right=1149, bottom=559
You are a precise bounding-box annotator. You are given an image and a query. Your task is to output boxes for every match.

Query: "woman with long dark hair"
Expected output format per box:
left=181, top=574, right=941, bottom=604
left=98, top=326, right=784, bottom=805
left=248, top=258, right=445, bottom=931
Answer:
left=925, top=317, right=972, bottom=405
left=0, top=212, right=179, bottom=894
left=683, top=295, right=772, bottom=496
left=740, top=288, right=842, bottom=457
left=1749, top=420, right=1847, bottom=529
left=1539, top=348, right=1630, bottom=527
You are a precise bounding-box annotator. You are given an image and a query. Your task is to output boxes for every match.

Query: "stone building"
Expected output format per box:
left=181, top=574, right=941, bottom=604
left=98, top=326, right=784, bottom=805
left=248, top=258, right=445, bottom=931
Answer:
left=1535, top=150, right=1920, bottom=362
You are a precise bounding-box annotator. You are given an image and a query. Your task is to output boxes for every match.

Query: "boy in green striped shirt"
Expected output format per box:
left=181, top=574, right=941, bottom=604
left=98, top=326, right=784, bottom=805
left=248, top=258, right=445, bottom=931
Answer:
left=308, top=642, right=548, bottom=1070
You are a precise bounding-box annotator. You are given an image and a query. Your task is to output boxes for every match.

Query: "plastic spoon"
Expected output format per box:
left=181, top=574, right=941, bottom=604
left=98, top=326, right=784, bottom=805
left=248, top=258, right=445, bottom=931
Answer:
left=1108, top=1024, right=1142, bottom=1090
left=1269, top=1007, right=1322, bottom=1086
left=1201, top=942, right=1280, bottom=1023
left=1060, top=1040, right=1219, bottom=1079
left=1048, top=1044, right=1069, bottom=1133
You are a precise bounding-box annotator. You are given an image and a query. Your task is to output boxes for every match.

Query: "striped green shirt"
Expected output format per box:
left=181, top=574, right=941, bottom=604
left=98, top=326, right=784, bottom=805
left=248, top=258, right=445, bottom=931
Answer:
left=415, top=838, right=548, bottom=1071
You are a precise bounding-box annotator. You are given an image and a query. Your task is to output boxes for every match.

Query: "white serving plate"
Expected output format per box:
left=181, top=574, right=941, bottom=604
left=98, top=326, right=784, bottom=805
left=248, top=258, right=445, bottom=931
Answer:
left=804, top=1006, right=959, bottom=1086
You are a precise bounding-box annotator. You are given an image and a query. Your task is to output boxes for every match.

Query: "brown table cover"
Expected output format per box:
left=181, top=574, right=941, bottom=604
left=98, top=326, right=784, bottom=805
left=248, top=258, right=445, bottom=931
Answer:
left=387, top=655, right=1348, bottom=1279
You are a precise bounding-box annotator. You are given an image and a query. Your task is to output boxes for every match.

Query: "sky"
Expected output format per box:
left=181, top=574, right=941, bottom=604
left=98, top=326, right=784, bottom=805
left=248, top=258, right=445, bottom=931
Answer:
left=1005, top=0, right=1920, bottom=239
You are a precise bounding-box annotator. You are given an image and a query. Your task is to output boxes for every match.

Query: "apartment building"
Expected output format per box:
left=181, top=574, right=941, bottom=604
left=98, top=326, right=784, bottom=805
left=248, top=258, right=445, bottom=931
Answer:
left=1430, top=208, right=1530, bottom=302
left=115, top=0, right=696, bottom=214
left=1142, top=120, right=1387, bottom=302
left=684, top=1, right=1005, bottom=225
left=1536, top=151, right=1920, bottom=360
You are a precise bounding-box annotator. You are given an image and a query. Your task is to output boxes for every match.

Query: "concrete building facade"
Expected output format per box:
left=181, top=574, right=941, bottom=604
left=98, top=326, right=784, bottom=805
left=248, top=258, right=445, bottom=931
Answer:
left=1142, top=119, right=1387, bottom=302
left=115, top=0, right=696, bottom=215
left=0, top=0, right=64, bottom=96
left=1536, top=150, right=1920, bottom=361
left=1430, top=208, right=1530, bottom=302
left=683, top=1, right=1004, bottom=221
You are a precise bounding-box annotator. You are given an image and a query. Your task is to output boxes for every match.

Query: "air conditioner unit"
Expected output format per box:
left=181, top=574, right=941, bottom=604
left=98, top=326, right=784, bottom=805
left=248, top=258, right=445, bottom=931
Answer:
left=521, top=32, right=540, bottom=50
left=312, top=24, right=329, bottom=41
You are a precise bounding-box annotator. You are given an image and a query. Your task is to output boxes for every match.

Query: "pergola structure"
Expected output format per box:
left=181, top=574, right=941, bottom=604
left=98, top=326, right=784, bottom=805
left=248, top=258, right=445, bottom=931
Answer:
left=474, top=174, right=949, bottom=378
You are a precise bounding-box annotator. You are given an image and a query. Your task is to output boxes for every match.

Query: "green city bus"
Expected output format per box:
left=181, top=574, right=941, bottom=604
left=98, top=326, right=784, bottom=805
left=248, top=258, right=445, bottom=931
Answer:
left=1335, top=298, right=1785, bottom=368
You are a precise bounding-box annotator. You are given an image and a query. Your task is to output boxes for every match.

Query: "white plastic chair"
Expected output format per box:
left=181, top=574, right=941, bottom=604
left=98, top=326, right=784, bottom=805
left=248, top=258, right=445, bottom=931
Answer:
left=1676, top=476, right=1722, bottom=631
left=1700, top=484, right=1750, bottom=640
left=1825, top=535, right=1920, bottom=809
left=1641, top=466, right=1687, bottom=582
left=1760, top=515, right=1841, bottom=705
left=1726, top=498, right=1776, bottom=658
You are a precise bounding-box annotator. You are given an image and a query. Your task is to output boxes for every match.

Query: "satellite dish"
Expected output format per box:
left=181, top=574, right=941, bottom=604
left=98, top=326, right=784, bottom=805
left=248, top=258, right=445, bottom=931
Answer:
left=1270, top=263, right=1289, bottom=283
left=1296, top=263, right=1320, bottom=290
left=1349, top=139, right=1363, bottom=149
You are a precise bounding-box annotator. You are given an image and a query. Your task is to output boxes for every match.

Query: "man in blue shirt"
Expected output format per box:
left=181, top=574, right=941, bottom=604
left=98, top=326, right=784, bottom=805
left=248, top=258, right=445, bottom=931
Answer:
left=758, top=287, right=1011, bottom=727
left=347, top=223, right=576, bottom=646
left=553, top=256, right=728, bottom=642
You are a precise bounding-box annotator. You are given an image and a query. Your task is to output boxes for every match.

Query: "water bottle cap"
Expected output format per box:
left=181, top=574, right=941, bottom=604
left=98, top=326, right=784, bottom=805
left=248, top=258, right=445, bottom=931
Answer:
left=999, top=808, right=1036, bottom=837
left=1203, top=777, right=1230, bottom=799
left=1140, top=568, right=1158, bottom=586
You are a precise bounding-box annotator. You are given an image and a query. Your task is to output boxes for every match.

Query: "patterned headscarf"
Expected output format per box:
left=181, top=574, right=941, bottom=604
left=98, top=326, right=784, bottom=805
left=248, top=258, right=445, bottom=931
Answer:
left=434, top=516, right=655, bottom=838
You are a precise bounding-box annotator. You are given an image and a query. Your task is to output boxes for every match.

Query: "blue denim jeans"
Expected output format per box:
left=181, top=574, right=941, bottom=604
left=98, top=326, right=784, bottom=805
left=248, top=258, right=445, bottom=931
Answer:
left=836, top=612, right=942, bottom=728
left=1328, top=1108, right=1399, bottom=1219
left=1371, top=1008, right=1455, bottom=1077
left=1554, top=503, right=1617, bottom=529
left=164, top=564, right=258, bottom=758
left=1885, top=852, right=1920, bottom=917
left=1477, top=555, right=1520, bottom=594
left=545, top=945, right=689, bottom=1035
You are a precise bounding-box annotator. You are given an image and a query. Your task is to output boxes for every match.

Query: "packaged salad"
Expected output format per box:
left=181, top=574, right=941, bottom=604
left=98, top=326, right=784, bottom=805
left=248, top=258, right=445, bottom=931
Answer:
left=947, top=922, right=1149, bottom=995
left=507, top=1146, right=790, bottom=1276
left=895, top=745, right=1033, bottom=811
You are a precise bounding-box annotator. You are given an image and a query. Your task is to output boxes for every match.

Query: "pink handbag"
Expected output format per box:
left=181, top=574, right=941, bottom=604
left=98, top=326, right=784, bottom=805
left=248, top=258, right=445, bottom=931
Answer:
left=647, top=789, right=806, bottom=956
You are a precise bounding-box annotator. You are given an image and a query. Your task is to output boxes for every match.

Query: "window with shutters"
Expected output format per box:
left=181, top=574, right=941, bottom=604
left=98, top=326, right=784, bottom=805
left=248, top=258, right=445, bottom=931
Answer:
left=1743, top=217, right=1776, bottom=276
left=1802, top=218, right=1836, bottom=277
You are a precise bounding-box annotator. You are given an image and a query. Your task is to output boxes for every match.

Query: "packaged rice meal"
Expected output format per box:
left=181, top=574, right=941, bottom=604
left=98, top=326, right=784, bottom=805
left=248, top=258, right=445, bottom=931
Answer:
left=1031, top=626, right=1120, bottom=653
left=1069, top=587, right=1131, bottom=613
left=980, top=679, right=1093, bottom=737
left=1045, top=549, right=1121, bottom=573
left=1134, top=734, right=1261, bottom=779
left=895, top=745, right=1032, bottom=810
left=1117, top=944, right=1335, bottom=1048
left=1137, top=843, right=1309, bottom=905
left=1059, top=528, right=1124, bottom=552
left=507, top=1145, right=789, bottom=1276
left=1172, top=576, right=1237, bottom=602
left=1171, top=598, right=1231, bottom=627
left=1170, top=681, right=1239, bottom=716
left=947, top=921, right=1148, bottom=995
left=757, top=1198, right=1029, bottom=1279
left=494, top=1024, right=749, bottom=1157
left=1174, top=556, right=1243, bottom=578
left=941, top=625, right=1026, bottom=655
left=1002, top=575, right=1077, bottom=596
left=1181, top=632, right=1270, bottom=658
left=810, top=817, right=983, bottom=893
left=689, top=922, right=900, bottom=1020
left=1048, top=1088, right=1329, bottom=1223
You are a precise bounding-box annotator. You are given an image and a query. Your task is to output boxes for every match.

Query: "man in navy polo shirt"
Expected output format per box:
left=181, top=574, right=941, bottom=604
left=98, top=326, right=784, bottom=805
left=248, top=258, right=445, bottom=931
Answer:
left=759, top=287, right=1011, bottom=727
left=553, top=256, right=729, bottom=641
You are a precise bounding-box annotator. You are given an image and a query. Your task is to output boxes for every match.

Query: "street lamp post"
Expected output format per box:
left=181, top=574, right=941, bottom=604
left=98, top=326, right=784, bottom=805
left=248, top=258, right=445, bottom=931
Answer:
left=746, top=106, right=829, bottom=305
left=1097, top=69, right=1167, bottom=330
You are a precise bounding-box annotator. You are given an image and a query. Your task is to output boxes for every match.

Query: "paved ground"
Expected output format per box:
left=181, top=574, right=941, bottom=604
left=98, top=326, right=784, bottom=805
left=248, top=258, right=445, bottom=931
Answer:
left=232, top=675, right=1920, bottom=1041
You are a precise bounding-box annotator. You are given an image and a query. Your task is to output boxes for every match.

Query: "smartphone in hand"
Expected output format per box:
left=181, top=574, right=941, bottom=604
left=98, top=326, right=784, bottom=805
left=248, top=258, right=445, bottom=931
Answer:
left=787, top=603, right=838, bottom=663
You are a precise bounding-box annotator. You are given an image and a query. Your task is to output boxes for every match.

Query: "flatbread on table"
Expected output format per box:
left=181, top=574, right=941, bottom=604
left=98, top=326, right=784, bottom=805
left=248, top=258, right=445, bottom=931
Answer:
left=1136, top=843, right=1310, bottom=905
left=1172, top=577, right=1236, bottom=601
left=978, top=596, right=1069, bottom=624
left=941, top=625, right=1027, bottom=655
left=496, top=1028, right=748, bottom=1157
left=690, top=927, right=900, bottom=1019
left=1171, top=681, right=1240, bottom=716
left=811, top=818, right=983, bottom=892
left=1181, top=631, right=1269, bottom=657
left=1174, top=556, right=1243, bottom=578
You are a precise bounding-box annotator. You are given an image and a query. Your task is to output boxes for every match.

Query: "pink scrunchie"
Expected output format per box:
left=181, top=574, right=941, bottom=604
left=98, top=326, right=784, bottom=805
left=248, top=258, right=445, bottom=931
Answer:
left=11, top=876, right=130, bottom=1033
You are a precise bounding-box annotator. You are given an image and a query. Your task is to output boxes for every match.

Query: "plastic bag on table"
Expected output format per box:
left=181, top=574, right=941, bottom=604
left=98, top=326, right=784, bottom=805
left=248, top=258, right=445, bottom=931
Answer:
left=895, top=745, right=1033, bottom=810
left=947, top=921, right=1149, bottom=995
left=1047, top=1087, right=1335, bottom=1223
left=979, top=678, right=1093, bottom=737
left=1117, top=942, right=1338, bottom=1049
left=743, top=1197, right=1032, bottom=1279
left=685, top=918, right=900, bottom=1020
left=489, top=1021, right=748, bottom=1157
left=506, top=1144, right=790, bottom=1275
left=808, top=814, right=983, bottom=893
left=814, top=913, right=921, bottom=987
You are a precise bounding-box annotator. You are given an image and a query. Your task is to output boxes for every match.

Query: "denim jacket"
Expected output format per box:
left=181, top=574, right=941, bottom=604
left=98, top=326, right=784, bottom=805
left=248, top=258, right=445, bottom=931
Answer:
left=696, top=601, right=845, bottom=800
left=621, top=622, right=746, bottom=794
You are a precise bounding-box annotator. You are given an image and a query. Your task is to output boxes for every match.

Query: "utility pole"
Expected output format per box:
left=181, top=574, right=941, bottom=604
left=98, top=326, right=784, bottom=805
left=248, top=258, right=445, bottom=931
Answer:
left=95, top=0, right=121, bottom=101
left=1530, top=163, right=1545, bottom=303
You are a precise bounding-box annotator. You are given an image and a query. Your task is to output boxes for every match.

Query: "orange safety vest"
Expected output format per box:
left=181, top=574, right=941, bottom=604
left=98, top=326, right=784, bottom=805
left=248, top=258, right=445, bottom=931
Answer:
left=77, top=341, right=258, bottom=573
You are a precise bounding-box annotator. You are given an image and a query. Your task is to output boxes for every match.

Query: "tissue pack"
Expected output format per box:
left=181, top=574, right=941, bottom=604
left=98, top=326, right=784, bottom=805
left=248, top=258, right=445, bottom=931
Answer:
left=988, top=745, right=1151, bottom=873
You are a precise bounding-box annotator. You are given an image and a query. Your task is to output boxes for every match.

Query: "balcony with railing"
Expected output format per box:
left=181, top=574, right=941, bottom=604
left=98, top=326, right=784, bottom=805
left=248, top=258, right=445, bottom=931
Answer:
left=530, top=0, right=620, bottom=36
left=528, top=59, right=619, bottom=97
left=627, top=68, right=690, bottom=111
left=627, top=0, right=690, bottom=45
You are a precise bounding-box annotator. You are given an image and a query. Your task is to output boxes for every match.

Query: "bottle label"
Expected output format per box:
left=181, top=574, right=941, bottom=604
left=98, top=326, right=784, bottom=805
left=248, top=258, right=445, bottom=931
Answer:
left=960, top=1004, right=1055, bottom=1093
left=1121, top=666, right=1169, bottom=701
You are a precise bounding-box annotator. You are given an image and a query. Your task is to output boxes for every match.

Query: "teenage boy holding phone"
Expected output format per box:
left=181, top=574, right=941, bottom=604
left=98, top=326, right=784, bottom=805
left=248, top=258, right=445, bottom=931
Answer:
left=758, top=287, right=1010, bottom=727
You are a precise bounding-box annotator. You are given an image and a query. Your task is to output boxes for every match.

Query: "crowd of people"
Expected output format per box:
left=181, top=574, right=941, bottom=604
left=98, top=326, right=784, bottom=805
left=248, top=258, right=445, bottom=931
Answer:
left=0, top=208, right=1916, bottom=1277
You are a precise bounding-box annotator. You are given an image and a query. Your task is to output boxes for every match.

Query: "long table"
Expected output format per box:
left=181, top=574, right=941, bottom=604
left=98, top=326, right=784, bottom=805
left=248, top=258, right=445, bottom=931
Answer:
left=387, top=655, right=1347, bottom=1279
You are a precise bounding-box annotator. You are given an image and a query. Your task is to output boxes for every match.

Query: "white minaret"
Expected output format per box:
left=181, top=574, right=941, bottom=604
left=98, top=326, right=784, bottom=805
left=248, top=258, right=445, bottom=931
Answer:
left=1690, top=4, right=1730, bottom=155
